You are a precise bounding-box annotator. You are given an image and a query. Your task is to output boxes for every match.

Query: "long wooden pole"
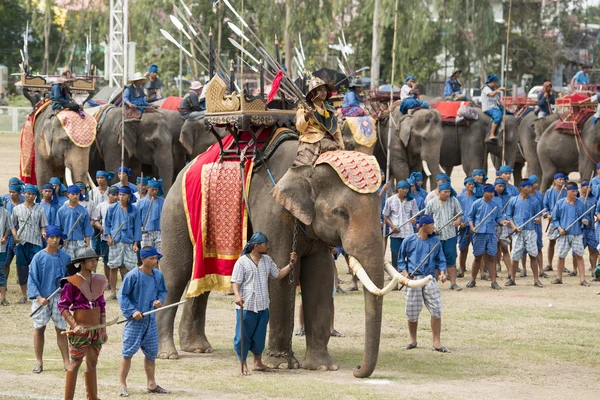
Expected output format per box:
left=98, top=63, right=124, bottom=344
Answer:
left=385, top=0, right=400, bottom=185
left=501, top=0, right=513, bottom=165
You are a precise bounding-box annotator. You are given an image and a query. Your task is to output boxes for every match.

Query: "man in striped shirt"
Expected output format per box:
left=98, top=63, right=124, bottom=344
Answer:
left=12, top=184, right=48, bottom=304
left=426, top=182, right=463, bottom=290
left=383, top=181, right=419, bottom=270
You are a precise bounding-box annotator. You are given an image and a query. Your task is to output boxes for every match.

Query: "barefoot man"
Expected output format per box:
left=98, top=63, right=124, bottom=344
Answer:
left=232, top=232, right=295, bottom=374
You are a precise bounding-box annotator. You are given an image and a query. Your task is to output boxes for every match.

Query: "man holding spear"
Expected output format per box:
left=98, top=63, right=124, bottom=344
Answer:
left=118, top=246, right=169, bottom=396
left=137, top=179, right=164, bottom=253
left=56, top=185, right=94, bottom=259
left=425, top=181, right=463, bottom=290
left=383, top=180, right=419, bottom=271
left=398, top=215, right=448, bottom=352
left=467, top=184, right=509, bottom=290
left=578, top=182, right=598, bottom=276
left=505, top=180, right=544, bottom=287
left=552, top=182, right=592, bottom=286
left=543, top=173, right=567, bottom=273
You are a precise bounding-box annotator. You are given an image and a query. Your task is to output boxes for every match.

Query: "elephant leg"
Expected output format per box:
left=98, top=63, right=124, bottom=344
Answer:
left=179, top=292, right=213, bottom=353
left=264, top=258, right=301, bottom=370
left=300, top=251, right=337, bottom=371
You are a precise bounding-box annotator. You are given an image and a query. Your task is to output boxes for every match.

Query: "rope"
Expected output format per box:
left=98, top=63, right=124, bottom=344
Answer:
left=575, top=124, right=598, bottom=164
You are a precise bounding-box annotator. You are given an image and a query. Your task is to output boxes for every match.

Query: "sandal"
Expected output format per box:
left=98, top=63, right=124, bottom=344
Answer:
left=491, top=281, right=501, bottom=290
left=432, top=346, right=451, bottom=353
left=456, top=271, right=464, bottom=278
left=405, top=343, right=417, bottom=350
left=17, top=297, right=27, bottom=304
left=539, top=271, right=549, bottom=278
left=534, top=280, right=544, bottom=288
left=106, top=295, right=117, bottom=301
left=330, top=329, right=344, bottom=337
left=295, top=328, right=305, bottom=336
left=119, top=387, right=129, bottom=397
left=580, top=280, right=591, bottom=287
left=551, top=278, right=563, bottom=285
left=0, top=299, right=9, bottom=306
left=32, top=364, right=43, bottom=374
left=450, top=283, right=462, bottom=291
left=147, top=385, right=169, bottom=394
left=466, top=280, right=476, bottom=288
left=568, top=271, right=578, bottom=277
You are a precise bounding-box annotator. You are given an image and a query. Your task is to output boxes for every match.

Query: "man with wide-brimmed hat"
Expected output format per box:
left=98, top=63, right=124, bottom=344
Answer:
left=179, top=80, right=206, bottom=121
left=58, top=245, right=108, bottom=399
left=50, top=70, right=80, bottom=113
left=341, top=77, right=366, bottom=117
left=294, top=77, right=344, bottom=166
left=444, top=70, right=467, bottom=101
left=124, top=72, right=156, bottom=119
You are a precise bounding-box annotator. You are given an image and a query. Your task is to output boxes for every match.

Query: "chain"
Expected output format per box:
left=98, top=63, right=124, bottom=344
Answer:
left=285, top=220, right=299, bottom=368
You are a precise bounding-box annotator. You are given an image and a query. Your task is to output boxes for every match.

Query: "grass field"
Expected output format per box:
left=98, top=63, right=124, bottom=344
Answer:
left=0, top=134, right=599, bottom=399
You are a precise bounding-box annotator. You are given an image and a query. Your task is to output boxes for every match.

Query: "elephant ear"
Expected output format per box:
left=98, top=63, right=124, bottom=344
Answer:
left=40, top=118, right=55, bottom=157
left=271, top=167, right=315, bottom=225
left=399, top=117, right=412, bottom=148
left=179, top=123, right=195, bottom=156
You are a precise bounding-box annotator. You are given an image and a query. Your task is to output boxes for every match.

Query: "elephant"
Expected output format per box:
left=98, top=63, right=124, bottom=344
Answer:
left=436, top=108, right=519, bottom=177
left=86, top=106, right=174, bottom=192
left=156, top=109, right=187, bottom=180
left=517, top=112, right=560, bottom=184
left=537, top=118, right=599, bottom=191
left=156, top=138, right=430, bottom=378
left=33, top=106, right=95, bottom=188
left=373, top=107, right=444, bottom=189
left=178, top=118, right=227, bottom=160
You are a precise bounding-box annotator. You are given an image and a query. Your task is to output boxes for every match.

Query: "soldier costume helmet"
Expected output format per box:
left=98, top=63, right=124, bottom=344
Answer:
left=306, top=77, right=333, bottom=101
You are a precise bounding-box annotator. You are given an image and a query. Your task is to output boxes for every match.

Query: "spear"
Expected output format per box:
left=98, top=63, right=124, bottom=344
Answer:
left=385, top=0, right=400, bottom=186
left=545, top=185, right=566, bottom=233
left=437, top=211, right=463, bottom=232
left=385, top=208, right=426, bottom=238
left=63, top=212, right=83, bottom=245
left=507, top=208, right=547, bottom=239
left=563, top=205, right=596, bottom=234
left=116, top=299, right=188, bottom=324
left=30, top=287, right=61, bottom=318
left=468, top=206, right=498, bottom=238
left=399, top=242, right=440, bottom=292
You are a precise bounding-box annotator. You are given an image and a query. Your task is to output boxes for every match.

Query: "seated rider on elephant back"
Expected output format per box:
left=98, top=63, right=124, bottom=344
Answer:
left=340, top=78, right=366, bottom=117
left=50, top=70, right=81, bottom=115
left=293, top=77, right=344, bottom=167
left=481, top=74, right=508, bottom=144
left=123, top=72, right=156, bottom=120
left=400, top=75, right=430, bottom=115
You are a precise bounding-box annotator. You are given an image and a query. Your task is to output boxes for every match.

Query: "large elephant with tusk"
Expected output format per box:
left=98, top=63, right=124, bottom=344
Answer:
left=156, top=140, right=431, bottom=378
left=33, top=106, right=96, bottom=189
left=374, top=107, right=445, bottom=189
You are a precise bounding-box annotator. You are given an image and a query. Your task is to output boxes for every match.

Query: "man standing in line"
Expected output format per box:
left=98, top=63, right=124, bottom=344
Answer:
left=92, top=186, right=119, bottom=286
left=457, top=177, right=476, bottom=278
left=56, top=185, right=94, bottom=259
left=138, top=180, right=164, bottom=253
left=543, top=173, right=567, bottom=273
left=12, top=184, right=48, bottom=304
left=383, top=181, right=419, bottom=271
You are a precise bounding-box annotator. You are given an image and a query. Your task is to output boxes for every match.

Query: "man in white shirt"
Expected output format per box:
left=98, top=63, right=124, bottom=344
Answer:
left=481, top=74, right=507, bottom=143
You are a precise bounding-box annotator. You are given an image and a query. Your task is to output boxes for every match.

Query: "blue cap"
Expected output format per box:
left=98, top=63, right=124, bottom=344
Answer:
left=566, top=184, right=578, bottom=191
left=96, top=170, right=115, bottom=181
left=23, top=184, right=38, bottom=194
left=9, top=177, right=24, bottom=186
left=520, top=180, right=532, bottom=187
left=438, top=182, right=452, bottom=191
left=499, top=165, right=513, bottom=174
left=148, top=64, right=159, bottom=73
left=528, top=175, right=539, bottom=183
left=581, top=181, right=590, bottom=187
left=140, top=246, right=162, bottom=259
left=118, top=166, right=131, bottom=176
left=464, top=177, right=475, bottom=185
left=242, top=232, right=269, bottom=255
left=472, top=169, right=486, bottom=177
left=397, top=180, right=411, bottom=189
left=410, top=172, right=424, bottom=181
left=494, top=178, right=506, bottom=185
left=49, top=177, right=62, bottom=185
left=486, top=74, right=499, bottom=84
left=42, top=184, right=53, bottom=191
left=119, top=187, right=132, bottom=195
left=108, top=185, right=120, bottom=195
left=483, top=184, right=495, bottom=193
left=436, top=173, right=450, bottom=182
left=9, top=185, right=22, bottom=192
left=67, top=185, right=84, bottom=201
left=405, top=75, right=416, bottom=82
left=554, top=173, right=566, bottom=180
left=45, top=225, right=65, bottom=239
left=418, top=215, right=434, bottom=226
left=136, top=176, right=149, bottom=185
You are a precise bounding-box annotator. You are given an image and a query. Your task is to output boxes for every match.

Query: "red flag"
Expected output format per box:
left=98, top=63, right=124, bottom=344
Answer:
left=267, top=70, right=284, bottom=104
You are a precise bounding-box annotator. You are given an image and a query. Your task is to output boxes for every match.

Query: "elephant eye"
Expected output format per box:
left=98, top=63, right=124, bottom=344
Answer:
left=332, top=206, right=349, bottom=220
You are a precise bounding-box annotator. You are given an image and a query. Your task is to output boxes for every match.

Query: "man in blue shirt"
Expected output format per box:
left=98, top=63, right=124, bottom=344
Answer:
left=552, top=182, right=590, bottom=286
left=457, top=177, right=476, bottom=277
left=543, top=173, right=567, bottom=272
left=505, top=180, right=543, bottom=287
left=106, top=187, right=141, bottom=300
left=3, top=180, right=24, bottom=281
left=50, top=72, right=80, bottom=113
left=409, top=172, right=428, bottom=200
left=578, top=182, right=597, bottom=277
left=443, top=70, right=467, bottom=101
left=497, top=166, right=519, bottom=197
left=492, top=178, right=513, bottom=277
left=138, top=180, right=164, bottom=253
left=341, top=78, right=366, bottom=117
left=528, top=175, right=548, bottom=278
left=118, top=247, right=168, bottom=396
left=467, top=184, right=509, bottom=290
left=534, top=81, right=555, bottom=141
left=570, top=65, right=590, bottom=89
left=27, top=225, right=71, bottom=373
left=398, top=215, right=448, bottom=352
left=56, top=186, right=94, bottom=259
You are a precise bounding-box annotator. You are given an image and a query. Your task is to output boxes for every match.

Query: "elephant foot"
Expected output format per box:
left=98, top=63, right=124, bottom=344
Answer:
left=302, top=351, right=339, bottom=371
left=264, top=350, right=300, bottom=370
left=180, top=338, right=213, bottom=354
left=157, top=348, right=180, bottom=360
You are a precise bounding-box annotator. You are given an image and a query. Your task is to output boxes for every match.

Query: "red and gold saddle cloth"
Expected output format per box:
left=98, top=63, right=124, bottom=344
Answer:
left=183, top=127, right=293, bottom=297
left=315, top=151, right=381, bottom=194
left=56, top=110, right=97, bottom=147
left=19, top=100, right=51, bottom=184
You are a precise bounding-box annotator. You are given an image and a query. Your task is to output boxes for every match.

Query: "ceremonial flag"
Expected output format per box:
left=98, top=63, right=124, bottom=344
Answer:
left=267, top=70, right=284, bottom=104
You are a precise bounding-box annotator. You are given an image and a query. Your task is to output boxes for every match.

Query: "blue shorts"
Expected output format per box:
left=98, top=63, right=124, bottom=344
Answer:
left=582, top=228, right=598, bottom=250
left=472, top=233, right=498, bottom=257
left=485, top=107, right=504, bottom=124
left=400, top=98, right=430, bottom=115
left=4, top=235, right=16, bottom=269
left=441, top=237, right=458, bottom=267
left=16, top=243, right=42, bottom=286
left=390, top=237, right=404, bottom=253
left=0, top=252, right=6, bottom=287
left=458, top=226, right=471, bottom=251
left=122, top=317, right=159, bottom=360
left=234, top=308, right=269, bottom=361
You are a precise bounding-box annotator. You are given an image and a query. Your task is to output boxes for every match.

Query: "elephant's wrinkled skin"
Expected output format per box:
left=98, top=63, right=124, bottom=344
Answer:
left=156, top=109, right=186, bottom=181
left=34, top=106, right=92, bottom=187
left=157, top=140, right=387, bottom=377
left=88, top=107, right=174, bottom=192
left=537, top=118, right=599, bottom=191
left=518, top=112, right=559, bottom=184
left=374, top=108, right=444, bottom=189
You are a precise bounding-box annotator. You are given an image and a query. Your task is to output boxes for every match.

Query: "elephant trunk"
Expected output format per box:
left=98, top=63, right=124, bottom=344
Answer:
left=353, top=288, right=383, bottom=378
left=64, top=147, right=90, bottom=187
left=154, top=150, right=174, bottom=193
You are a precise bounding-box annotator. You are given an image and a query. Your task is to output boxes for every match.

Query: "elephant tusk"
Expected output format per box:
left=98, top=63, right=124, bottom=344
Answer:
left=439, top=165, right=446, bottom=174
left=384, top=261, right=434, bottom=288
left=87, top=173, right=97, bottom=190
left=348, top=256, right=394, bottom=296
left=422, top=160, right=432, bottom=177
left=65, top=167, right=74, bottom=187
